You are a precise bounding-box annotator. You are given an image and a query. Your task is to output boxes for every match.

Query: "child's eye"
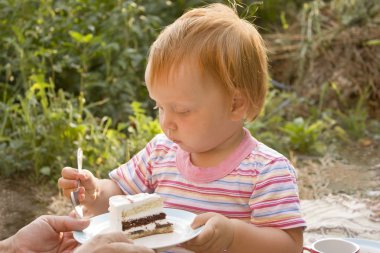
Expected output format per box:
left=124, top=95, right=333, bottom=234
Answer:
left=176, top=109, right=190, bottom=115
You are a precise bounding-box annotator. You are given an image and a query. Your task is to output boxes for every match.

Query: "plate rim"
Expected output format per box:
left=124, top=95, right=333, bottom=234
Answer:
left=73, top=207, right=203, bottom=248
left=346, top=238, right=380, bottom=250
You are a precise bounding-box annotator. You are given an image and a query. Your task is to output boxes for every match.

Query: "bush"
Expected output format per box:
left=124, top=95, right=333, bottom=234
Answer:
left=0, top=74, right=162, bottom=181
left=0, top=0, right=212, bottom=123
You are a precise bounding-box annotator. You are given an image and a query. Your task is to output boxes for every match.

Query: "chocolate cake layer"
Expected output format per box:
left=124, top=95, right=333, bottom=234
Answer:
left=122, top=212, right=167, bottom=230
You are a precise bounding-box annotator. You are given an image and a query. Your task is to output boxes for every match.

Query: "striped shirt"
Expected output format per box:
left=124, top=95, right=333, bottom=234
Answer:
left=109, top=128, right=306, bottom=230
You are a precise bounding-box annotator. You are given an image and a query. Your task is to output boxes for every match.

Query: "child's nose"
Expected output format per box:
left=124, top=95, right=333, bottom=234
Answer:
left=160, top=111, right=176, bottom=132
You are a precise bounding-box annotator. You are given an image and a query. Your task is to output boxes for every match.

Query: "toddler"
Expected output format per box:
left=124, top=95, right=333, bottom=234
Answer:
left=59, top=3, right=305, bottom=253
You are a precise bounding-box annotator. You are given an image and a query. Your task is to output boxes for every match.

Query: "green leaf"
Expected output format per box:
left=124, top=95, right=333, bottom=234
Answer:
left=69, top=31, right=93, bottom=44
left=365, top=39, right=380, bottom=46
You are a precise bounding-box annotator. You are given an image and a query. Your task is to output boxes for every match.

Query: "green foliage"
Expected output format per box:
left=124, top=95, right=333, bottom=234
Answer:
left=246, top=87, right=327, bottom=155
left=0, top=0, right=210, bottom=123
left=253, top=0, right=305, bottom=26
left=0, top=74, right=165, bottom=181
left=331, top=0, right=380, bottom=26
left=331, top=83, right=369, bottom=140
left=245, top=88, right=292, bottom=153
left=281, top=117, right=326, bottom=154
left=126, top=101, right=162, bottom=159
left=0, top=0, right=217, bottom=180
left=0, top=74, right=128, bottom=181
left=0, top=0, right=378, bottom=182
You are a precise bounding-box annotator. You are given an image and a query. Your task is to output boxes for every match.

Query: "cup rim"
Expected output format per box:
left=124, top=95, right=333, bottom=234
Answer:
left=311, top=238, right=360, bottom=252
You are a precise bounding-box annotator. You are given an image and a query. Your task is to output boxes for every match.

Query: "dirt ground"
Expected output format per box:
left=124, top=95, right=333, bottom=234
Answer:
left=0, top=140, right=379, bottom=241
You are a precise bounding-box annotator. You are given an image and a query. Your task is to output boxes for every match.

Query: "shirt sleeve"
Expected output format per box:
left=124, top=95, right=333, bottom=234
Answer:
left=109, top=138, right=156, bottom=195
left=249, top=158, right=306, bottom=229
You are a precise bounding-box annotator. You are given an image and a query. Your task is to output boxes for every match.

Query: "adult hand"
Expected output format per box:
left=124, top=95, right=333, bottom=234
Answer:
left=182, top=212, right=235, bottom=253
left=7, top=215, right=90, bottom=253
left=74, top=232, right=155, bottom=253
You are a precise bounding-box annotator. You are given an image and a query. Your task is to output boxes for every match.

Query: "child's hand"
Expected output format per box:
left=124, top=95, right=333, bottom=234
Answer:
left=182, top=212, right=235, bottom=253
left=58, top=167, right=99, bottom=205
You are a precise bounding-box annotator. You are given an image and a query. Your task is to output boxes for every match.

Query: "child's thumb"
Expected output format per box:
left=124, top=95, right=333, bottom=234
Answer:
left=78, top=170, right=99, bottom=201
left=191, top=212, right=216, bottom=229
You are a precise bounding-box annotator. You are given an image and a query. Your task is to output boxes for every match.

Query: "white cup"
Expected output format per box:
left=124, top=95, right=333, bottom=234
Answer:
left=303, top=238, right=360, bottom=253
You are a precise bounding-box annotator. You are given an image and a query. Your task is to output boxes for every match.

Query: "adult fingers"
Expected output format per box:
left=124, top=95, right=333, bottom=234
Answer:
left=41, top=215, right=90, bottom=233
left=93, top=243, right=155, bottom=253
left=93, top=232, right=133, bottom=244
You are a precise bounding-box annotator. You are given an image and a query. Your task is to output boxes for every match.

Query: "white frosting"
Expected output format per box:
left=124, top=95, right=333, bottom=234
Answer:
left=109, top=193, right=160, bottom=209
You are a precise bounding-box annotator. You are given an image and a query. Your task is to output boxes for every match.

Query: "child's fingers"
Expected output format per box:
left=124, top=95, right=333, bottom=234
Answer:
left=79, top=170, right=99, bottom=197
left=78, top=187, right=87, bottom=202
left=61, top=167, right=80, bottom=179
left=191, top=212, right=216, bottom=229
left=182, top=223, right=215, bottom=252
left=58, top=177, right=79, bottom=199
left=78, top=170, right=94, bottom=184
left=58, top=177, right=79, bottom=189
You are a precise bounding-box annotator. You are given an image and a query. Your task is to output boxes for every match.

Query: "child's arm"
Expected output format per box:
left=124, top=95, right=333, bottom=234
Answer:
left=183, top=212, right=303, bottom=253
left=58, top=167, right=123, bottom=216
left=227, top=219, right=303, bottom=253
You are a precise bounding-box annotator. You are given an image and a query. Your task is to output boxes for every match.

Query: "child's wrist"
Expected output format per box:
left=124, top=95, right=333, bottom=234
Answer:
left=225, top=219, right=237, bottom=252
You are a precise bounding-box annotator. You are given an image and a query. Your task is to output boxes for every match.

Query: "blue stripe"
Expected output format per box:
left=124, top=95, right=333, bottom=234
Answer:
left=126, top=164, right=145, bottom=192
left=261, top=164, right=293, bottom=175
left=252, top=185, right=296, bottom=198
left=159, top=192, right=249, bottom=208
left=253, top=207, right=300, bottom=218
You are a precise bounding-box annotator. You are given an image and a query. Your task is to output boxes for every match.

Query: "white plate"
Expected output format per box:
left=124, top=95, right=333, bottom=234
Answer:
left=73, top=208, right=204, bottom=250
left=346, top=238, right=380, bottom=253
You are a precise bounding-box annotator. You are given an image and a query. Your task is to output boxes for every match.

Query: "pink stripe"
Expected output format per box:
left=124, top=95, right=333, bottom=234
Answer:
left=155, top=144, right=172, bottom=152
left=251, top=198, right=300, bottom=209
left=252, top=152, right=284, bottom=161
left=153, top=161, right=176, bottom=167
left=135, top=169, right=146, bottom=184
left=254, top=219, right=306, bottom=228
left=165, top=202, right=251, bottom=217
left=146, top=142, right=152, bottom=154
left=255, top=176, right=293, bottom=190
left=117, top=168, right=139, bottom=194
left=160, top=180, right=252, bottom=196
left=232, top=171, right=258, bottom=177
left=254, top=218, right=305, bottom=226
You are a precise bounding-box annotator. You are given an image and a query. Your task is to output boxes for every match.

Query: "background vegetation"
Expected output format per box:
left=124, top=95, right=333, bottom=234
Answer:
left=0, top=0, right=379, bottom=183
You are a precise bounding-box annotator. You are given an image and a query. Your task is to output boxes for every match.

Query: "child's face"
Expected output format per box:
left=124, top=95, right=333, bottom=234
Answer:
left=146, top=61, right=243, bottom=154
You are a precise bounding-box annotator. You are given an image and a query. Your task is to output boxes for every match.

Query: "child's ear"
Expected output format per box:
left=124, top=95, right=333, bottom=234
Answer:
left=230, top=90, right=247, bottom=121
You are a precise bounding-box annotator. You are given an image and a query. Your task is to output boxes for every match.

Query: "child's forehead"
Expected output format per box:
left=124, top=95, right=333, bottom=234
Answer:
left=146, top=56, right=204, bottom=85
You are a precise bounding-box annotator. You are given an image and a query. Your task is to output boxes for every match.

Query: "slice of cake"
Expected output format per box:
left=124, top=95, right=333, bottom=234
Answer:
left=108, top=193, right=173, bottom=239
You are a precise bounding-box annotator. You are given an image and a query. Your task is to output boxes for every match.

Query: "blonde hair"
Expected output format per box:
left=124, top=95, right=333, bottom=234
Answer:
left=146, top=3, right=268, bottom=121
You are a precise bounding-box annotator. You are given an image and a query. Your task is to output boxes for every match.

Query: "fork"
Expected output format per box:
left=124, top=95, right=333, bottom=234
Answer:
left=70, top=148, right=84, bottom=218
